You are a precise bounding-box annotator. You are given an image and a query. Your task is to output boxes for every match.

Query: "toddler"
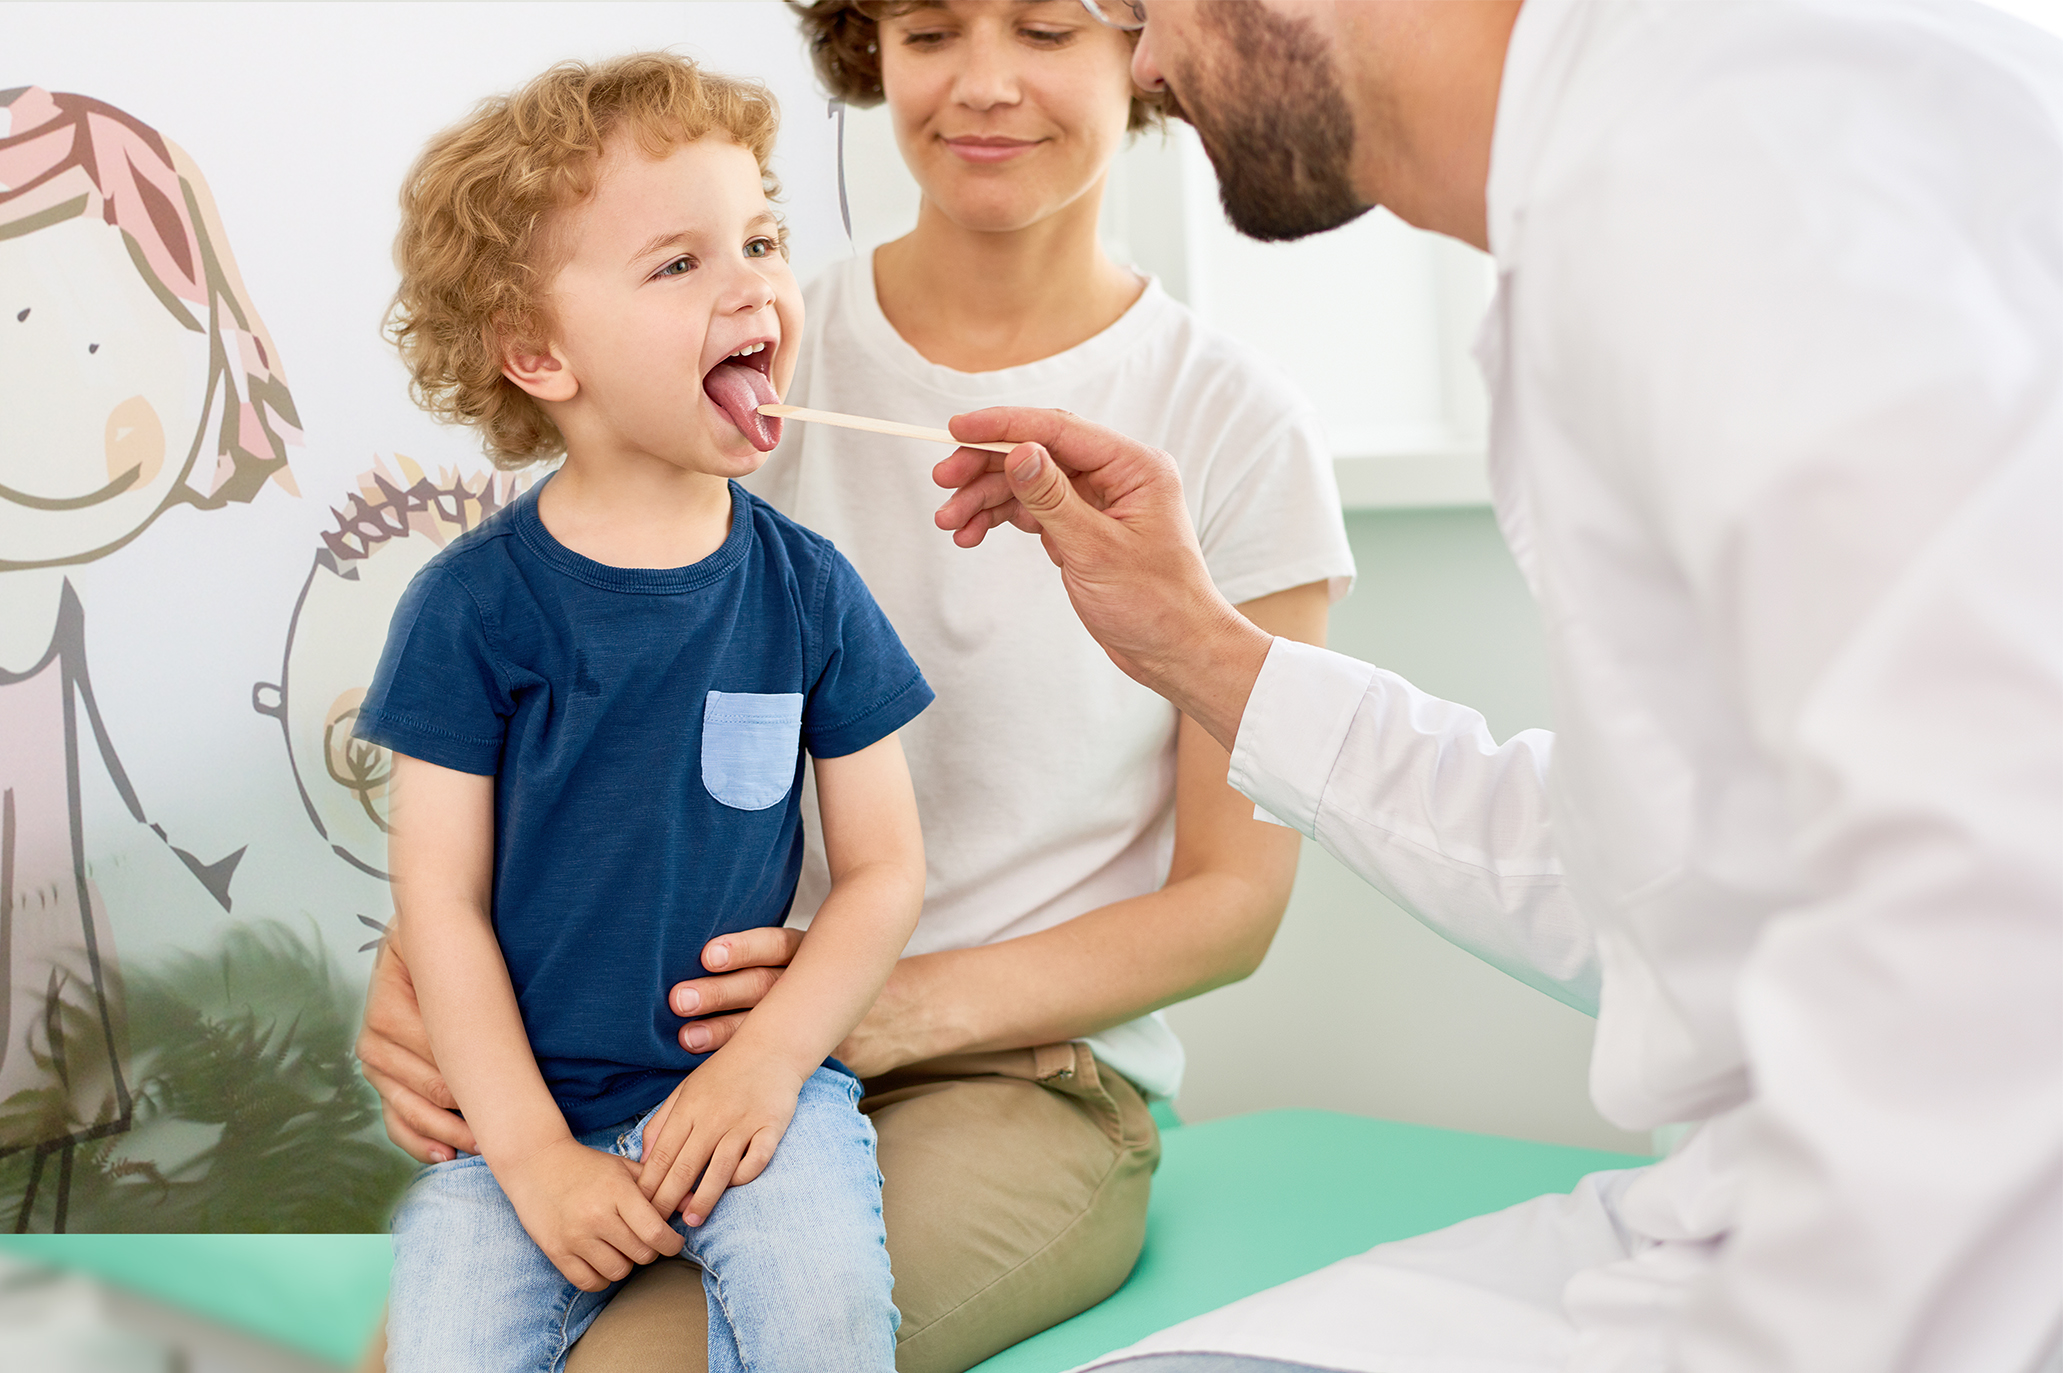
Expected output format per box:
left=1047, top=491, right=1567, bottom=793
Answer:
left=359, top=53, right=929, bottom=1372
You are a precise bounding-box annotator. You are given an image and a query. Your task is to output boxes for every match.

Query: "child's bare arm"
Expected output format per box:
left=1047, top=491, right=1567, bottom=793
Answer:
left=389, top=752, right=682, bottom=1287
left=639, top=732, right=924, bottom=1221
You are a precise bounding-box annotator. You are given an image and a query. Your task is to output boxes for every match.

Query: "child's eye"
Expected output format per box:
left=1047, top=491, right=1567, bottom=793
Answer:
left=1020, top=26, right=1076, bottom=45
left=900, top=28, right=952, bottom=48
left=744, top=237, right=774, bottom=259
left=654, top=255, right=696, bottom=279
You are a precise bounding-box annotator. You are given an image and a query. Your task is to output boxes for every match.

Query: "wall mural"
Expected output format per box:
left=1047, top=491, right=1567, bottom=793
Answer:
left=253, top=462, right=529, bottom=932
left=0, top=87, right=517, bottom=1231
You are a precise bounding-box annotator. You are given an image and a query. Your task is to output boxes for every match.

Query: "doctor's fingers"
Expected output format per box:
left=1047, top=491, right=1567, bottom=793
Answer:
left=951, top=502, right=1041, bottom=549
left=948, top=406, right=1134, bottom=478
left=933, top=466, right=1021, bottom=530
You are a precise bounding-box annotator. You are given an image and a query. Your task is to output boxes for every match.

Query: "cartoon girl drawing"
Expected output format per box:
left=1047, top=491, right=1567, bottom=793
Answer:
left=0, top=86, right=299, bottom=1225
left=254, top=461, right=527, bottom=948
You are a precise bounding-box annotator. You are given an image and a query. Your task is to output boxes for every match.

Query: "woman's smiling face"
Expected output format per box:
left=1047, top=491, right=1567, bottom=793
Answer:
left=0, top=212, right=210, bottom=568
left=878, top=0, right=1139, bottom=235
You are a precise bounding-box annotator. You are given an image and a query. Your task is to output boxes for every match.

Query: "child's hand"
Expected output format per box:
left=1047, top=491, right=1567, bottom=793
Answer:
left=638, top=1048, right=805, bottom=1225
left=499, top=1137, right=684, bottom=1291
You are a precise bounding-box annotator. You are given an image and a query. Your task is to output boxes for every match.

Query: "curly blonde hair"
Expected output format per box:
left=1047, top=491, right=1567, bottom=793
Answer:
left=387, top=53, right=783, bottom=468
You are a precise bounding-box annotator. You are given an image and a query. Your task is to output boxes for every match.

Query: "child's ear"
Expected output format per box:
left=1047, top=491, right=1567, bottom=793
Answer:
left=500, top=331, right=578, bottom=403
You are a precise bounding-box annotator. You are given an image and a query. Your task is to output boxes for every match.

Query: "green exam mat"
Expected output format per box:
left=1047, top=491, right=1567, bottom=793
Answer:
left=0, top=1110, right=1647, bottom=1371
left=970, top=1109, right=1648, bottom=1371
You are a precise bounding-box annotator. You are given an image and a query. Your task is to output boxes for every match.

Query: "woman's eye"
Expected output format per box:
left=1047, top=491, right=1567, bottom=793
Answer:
left=900, top=28, right=951, bottom=48
left=1021, top=26, right=1076, bottom=45
left=655, top=256, right=695, bottom=279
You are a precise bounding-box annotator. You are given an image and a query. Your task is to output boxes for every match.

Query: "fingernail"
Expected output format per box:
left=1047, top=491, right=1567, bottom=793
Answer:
left=673, top=988, right=700, bottom=1015
left=706, top=943, right=730, bottom=970
left=684, top=1213, right=703, bottom=1227
left=684, top=1025, right=711, bottom=1052
left=431, top=1148, right=451, bottom=1163
left=1010, top=446, right=1043, bottom=483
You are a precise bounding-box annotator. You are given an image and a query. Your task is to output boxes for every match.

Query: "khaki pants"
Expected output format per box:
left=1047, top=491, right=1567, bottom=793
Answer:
left=565, top=1043, right=1160, bottom=1373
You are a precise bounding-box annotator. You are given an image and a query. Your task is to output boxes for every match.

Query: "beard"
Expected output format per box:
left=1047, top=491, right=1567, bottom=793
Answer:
left=1170, top=1, right=1370, bottom=242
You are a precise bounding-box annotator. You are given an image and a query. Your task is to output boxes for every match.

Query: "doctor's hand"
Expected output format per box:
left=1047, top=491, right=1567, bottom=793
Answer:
left=933, top=407, right=1273, bottom=751
left=356, top=938, right=478, bottom=1163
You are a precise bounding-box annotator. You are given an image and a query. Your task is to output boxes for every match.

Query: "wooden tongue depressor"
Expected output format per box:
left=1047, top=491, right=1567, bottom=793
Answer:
left=757, top=403, right=1020, bottom=454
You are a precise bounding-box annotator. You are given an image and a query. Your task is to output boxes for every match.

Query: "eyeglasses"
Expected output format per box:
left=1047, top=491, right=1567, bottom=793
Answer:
left=1079, top=0, right=1145, bottom=31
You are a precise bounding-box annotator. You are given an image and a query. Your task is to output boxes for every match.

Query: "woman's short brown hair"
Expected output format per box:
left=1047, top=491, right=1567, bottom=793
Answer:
left=386, top=53, right=782, bottom=469
left=790, top=1, right=1167, bottom=133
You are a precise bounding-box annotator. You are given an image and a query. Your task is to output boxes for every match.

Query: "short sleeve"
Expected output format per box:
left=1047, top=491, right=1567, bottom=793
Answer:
left=1185, top=379, right=1357, bottom=608
left=802, top=549, right=933, bottom=759
left=354, top=564, right=510, bottom=775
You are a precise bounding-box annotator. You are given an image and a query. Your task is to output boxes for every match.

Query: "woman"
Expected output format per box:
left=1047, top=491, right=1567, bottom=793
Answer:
left=358, top=3, right=1354, bottom=1368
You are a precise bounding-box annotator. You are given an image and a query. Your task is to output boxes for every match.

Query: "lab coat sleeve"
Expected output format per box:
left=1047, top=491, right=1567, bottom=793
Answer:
left=1539, top=27, right=2063, bottom=1368
left=1230, top=637, right=1599, bottom=1014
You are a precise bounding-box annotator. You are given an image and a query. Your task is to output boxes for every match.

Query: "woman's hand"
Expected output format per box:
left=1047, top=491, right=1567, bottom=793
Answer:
left=356, top=940, right=478, bottom=1162
left=670, top=929, right=938, bottom=1080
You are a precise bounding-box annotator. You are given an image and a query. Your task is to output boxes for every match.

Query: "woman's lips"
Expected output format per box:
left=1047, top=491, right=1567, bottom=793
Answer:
left=942, top=137, right=1042, bottom=164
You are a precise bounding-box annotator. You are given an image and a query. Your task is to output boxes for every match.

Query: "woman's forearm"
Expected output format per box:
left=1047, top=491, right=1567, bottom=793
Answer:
left=727, top=857, right=923, bottom=1077
left=855, top=582, right=1326, bottom=1071
left=870, top=862, right=1292, bottom=1066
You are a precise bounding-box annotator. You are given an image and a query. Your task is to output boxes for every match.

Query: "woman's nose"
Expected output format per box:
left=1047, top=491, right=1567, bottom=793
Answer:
left=952, top=31, right=1023, bottom=111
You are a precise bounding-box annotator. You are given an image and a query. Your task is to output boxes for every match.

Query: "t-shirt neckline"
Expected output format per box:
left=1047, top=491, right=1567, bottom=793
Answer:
left=514, top=474, right=755, bottom=595
left=845, top=249, right=1171, bottom=398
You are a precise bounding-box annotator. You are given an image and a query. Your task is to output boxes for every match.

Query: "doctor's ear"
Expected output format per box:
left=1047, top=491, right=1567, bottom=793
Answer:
left=499, top=329, right=578, bottom=403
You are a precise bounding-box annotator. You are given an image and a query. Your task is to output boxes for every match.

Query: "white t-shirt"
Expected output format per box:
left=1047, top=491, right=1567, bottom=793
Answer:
left=743, top=254, right=1355, bottom=1097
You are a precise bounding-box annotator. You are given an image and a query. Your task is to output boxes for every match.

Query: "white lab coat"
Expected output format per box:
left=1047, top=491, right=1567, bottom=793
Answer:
left=1084, top=2, right=2063, bottom=1370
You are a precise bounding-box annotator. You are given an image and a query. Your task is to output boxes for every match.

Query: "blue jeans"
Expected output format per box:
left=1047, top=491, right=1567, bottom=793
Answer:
left=387, top=1065, right=896, bottom=1372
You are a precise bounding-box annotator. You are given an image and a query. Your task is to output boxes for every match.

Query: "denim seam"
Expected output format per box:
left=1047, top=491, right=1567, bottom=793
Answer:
left=546, top=1281, right=584, bottom=1373
left=704, top=1254, right=752, bottom=1370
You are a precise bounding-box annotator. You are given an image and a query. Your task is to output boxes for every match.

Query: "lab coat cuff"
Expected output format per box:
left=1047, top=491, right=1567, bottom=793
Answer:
left=1229, top=638, right=1380, bottom=839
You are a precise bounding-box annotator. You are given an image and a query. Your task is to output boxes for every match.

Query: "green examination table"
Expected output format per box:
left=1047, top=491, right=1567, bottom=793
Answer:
left=0, top=1109, right=1648, bottom=1370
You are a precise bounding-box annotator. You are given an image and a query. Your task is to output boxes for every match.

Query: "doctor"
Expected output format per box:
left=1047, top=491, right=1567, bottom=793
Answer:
left=936, top=1, right=2063, bottom=1369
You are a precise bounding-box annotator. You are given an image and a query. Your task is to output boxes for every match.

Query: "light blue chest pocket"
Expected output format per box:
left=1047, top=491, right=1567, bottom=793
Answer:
left=701, top=691, right=805, bottom=811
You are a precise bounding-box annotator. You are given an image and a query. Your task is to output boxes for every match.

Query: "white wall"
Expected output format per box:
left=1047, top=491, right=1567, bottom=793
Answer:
left=3, top=0, right=846, bottom=1025
left=1167, top=509, right=1649, bottom=1154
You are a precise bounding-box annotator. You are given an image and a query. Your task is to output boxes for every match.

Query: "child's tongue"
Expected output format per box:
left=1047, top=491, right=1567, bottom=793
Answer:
left=703, top=360, right=782, bottom=452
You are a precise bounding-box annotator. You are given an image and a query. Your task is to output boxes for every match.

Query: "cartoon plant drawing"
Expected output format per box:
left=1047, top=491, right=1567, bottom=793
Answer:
left=0, top=919, right=416, bottom=1233
left=0, top=86, right=301, bottom=1227
left=253, top=460, right=529, bottom=947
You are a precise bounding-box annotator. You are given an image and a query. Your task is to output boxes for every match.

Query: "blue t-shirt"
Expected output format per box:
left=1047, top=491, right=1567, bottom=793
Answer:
left=355, top=479, right=932, bottom=1132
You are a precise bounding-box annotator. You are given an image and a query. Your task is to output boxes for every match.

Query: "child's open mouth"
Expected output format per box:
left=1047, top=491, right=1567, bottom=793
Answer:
left=703, top=340, right=782, bottom=452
